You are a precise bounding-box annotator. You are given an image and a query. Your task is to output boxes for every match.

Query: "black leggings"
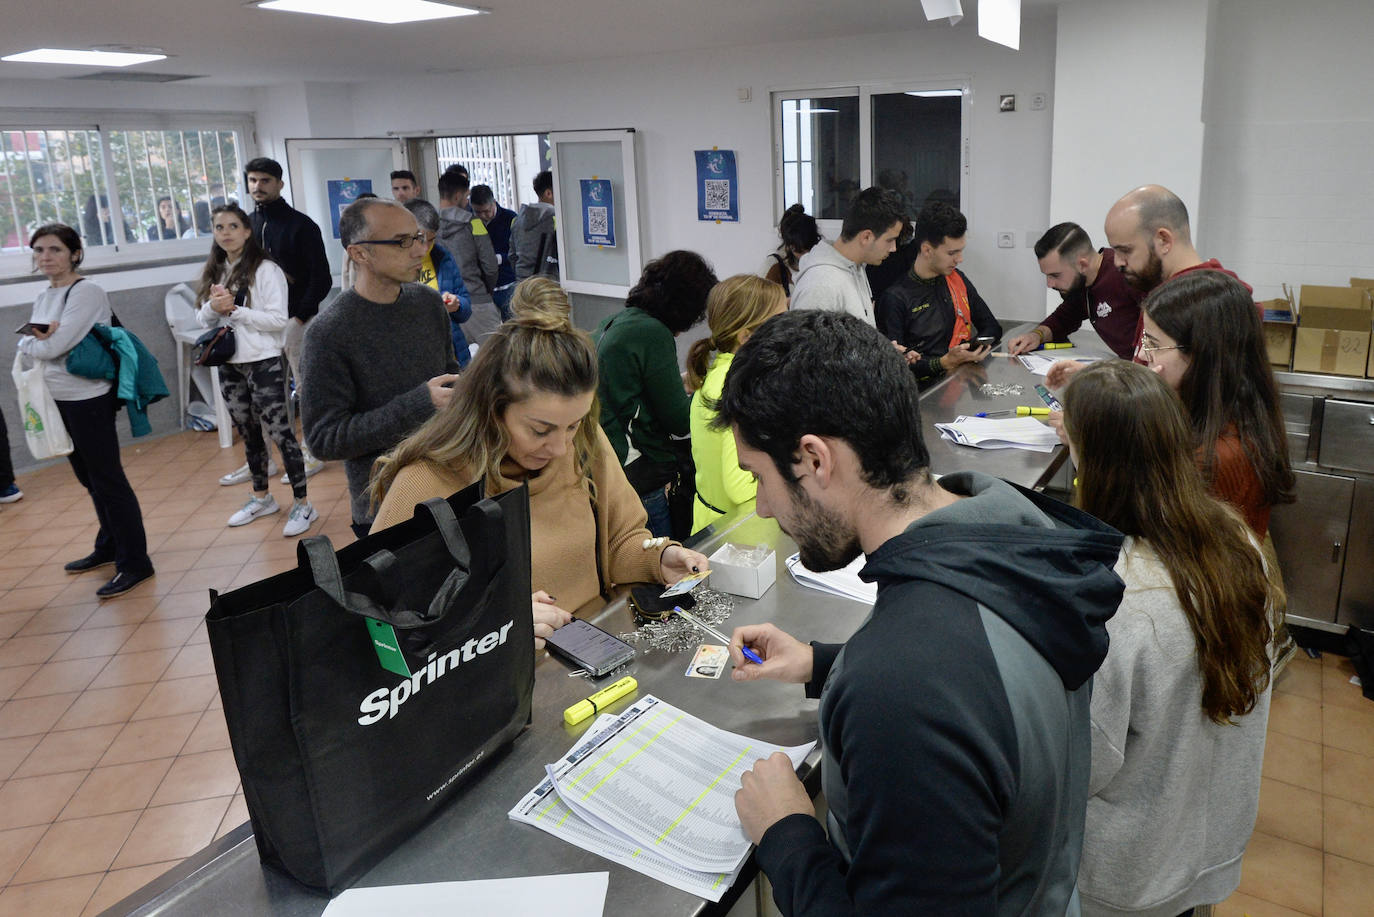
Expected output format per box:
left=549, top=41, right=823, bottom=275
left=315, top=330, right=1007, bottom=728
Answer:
left=220, top=357, right=306, bottom=499
left=55, top=390, right=152, bottom=576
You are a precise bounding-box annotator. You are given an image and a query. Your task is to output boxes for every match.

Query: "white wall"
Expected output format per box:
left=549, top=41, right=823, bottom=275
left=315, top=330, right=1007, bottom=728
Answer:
left=1047, top=0, right=1214, bottom=313
left=348, top=13, right=1061, bottom=321
left=1199, top=0, right=1374, bottom=300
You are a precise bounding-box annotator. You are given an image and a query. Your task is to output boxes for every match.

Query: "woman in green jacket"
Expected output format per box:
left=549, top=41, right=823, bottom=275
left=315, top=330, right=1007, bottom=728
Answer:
left=594, top=250, right=716, bottom=537
left=686, top=275, right=788, bottom=533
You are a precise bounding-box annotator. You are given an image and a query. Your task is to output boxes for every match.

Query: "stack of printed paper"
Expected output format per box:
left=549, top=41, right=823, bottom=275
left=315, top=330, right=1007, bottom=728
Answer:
left=785, top=552, right=877, bottom=605
left=934, top=415, right=1061, bottom=453
left=509, top=696, right=814, bottom=901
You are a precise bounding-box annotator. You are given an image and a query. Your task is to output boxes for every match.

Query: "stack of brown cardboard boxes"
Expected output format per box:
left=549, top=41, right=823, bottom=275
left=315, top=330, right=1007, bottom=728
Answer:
left=1264, top=279, right=1374, bottom=377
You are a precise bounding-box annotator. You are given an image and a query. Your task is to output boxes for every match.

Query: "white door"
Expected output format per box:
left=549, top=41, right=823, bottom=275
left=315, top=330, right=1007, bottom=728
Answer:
left=548, top=129, right=642, bottom=299
left=285, top=138, right=405, bottom=279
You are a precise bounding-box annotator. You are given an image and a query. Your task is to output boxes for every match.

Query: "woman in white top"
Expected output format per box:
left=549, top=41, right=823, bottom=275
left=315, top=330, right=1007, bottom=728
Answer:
left=1061, top=359, right=1279, bottom=917
left=196, top=204, right=316, bottom=537
left=17, top=223, right=154, bottom=597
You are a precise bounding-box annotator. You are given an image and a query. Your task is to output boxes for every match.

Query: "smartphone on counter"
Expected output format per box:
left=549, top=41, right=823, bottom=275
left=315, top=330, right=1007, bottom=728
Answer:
left=15, top=322, right=50, bottom=335
left=545, top=619, right=637, bottom=677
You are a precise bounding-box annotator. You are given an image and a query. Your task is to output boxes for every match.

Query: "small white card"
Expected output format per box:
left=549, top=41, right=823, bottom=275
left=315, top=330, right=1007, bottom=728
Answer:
left=685, top=644, right=728, bottom=679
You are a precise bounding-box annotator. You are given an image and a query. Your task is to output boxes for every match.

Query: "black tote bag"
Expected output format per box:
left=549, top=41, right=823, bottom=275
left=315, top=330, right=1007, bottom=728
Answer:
left=207, top=483, right=533, bottom=894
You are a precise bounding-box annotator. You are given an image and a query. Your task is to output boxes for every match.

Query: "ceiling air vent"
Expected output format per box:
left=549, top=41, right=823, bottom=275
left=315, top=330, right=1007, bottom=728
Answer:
left=65, top=70, right=201, bottom=83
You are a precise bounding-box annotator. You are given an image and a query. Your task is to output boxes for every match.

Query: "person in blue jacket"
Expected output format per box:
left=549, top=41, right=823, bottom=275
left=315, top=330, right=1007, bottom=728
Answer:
left=405, top=199, right=474, bottom=367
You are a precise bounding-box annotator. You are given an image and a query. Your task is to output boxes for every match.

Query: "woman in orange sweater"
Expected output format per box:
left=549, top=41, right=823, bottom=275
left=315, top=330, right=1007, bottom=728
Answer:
left=1136, top=270, right=1294, bottom=536
left=369, top=277, right=709, bottom=648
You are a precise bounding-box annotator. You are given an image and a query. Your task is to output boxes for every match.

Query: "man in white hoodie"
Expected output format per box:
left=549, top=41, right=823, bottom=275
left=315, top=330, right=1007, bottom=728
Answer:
left=790, top=187, right=906, bottom=326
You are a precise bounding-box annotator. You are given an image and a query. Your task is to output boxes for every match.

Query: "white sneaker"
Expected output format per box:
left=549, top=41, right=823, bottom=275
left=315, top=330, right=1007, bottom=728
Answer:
left=227, top=494, right=280, bottom=527
left=220, top=460, right=280, bottom=486
left=282, top=501, right=318, bottom=538
left=281, top=453, right=325, bottom=485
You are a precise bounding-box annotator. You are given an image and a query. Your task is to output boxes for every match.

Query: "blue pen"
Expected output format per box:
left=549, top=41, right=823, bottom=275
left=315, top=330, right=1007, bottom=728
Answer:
left=673, top=606, right=764, bottom=664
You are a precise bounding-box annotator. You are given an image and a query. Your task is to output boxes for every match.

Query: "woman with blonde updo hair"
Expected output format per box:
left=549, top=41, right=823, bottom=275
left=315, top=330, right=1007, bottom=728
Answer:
left=370, top=277, right=709, bottom=648
left=686, top=275, right=787, bottom=533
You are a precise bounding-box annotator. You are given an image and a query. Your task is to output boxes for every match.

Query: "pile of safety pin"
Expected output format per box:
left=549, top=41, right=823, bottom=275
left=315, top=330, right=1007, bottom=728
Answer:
left=979, top=382, right=1024, bottom=398
left=617, top=588, right=737, bottom=655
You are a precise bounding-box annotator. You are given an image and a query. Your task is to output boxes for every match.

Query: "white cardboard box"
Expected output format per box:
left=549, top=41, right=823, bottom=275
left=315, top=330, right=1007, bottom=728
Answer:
left=707, top=544, right=776, bottom=599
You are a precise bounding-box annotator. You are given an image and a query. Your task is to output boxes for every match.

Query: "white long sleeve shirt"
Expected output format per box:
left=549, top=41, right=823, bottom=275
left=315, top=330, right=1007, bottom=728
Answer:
left=196, top=259, right=290, bottom=364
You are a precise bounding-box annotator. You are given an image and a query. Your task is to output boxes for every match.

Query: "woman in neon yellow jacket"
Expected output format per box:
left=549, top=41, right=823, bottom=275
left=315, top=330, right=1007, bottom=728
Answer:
left=686, top=275, right=788, bottom=533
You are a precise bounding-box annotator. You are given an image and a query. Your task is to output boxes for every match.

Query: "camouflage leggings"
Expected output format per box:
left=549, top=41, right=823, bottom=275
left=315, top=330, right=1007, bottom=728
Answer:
left=219, top=357, right=306, bottom=498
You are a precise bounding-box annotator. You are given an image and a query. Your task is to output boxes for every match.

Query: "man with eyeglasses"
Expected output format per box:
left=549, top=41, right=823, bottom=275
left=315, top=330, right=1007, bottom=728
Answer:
left=301, top=198, right=461, bottom=538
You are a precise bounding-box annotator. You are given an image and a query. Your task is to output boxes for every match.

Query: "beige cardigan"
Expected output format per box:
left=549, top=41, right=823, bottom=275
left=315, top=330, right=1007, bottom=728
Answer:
left=371, top=426, right=668, bottom=610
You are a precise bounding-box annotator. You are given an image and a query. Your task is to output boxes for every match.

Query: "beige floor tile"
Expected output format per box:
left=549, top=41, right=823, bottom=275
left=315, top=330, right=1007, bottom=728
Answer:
left=1321, top=663, right=1368, bottom=713
left=130, top=674, right=218, bottom=721
left=1235, top=832, right=1324, bottom=915
left=0, top=584, right=72, bottom=616
left=162, top=527, right=222, bottom=551
left=98, top=712, right=201, bottom=767
left=60, top=758, right=175, bottom=821
left=186, top=622, right=210, bottom=646
left=159, top=643, right=216, bottom=681
left=53, top=682, right=155, bottom=732
left=1270, top=693, right=1325, bottom=744
left=0, top=663, right=41, bottom=703
left=0, top=611, right=38, bottom=642
left=1323, top=747, right=1374, bottom=807
left=0, top=771, right=88, bottom=831
left=21, top=524, right=98, bottom=550
left=86, top=648, right=180, bottom=690
left=1257, top=777, right=1324, bottom=849
left=0, top=734, right=41, bottom=781
left=147, top=590, right=215, bottom=621
left=3, top=545, right=63, bottom=569
left=118, top=617, right=202, bottom=654
left=1322, top=702, right=1374, bottom=758
left=11, top=810, right=140, bottom=884
left=80, top=860, right=179, bottom=917
left=1264, top=731, right=1325, bottom=792
left=0, top=824, right=46, bottom=888
left=1215, top=890, right=1317, bottom=916
left=110, top=797, right=231, bottom=870
left=150, top=749, right=241, bottom=806
left=15, top=564, right=81, bottom=589
left=181, top=707, right=230, bottom=755
left=12, top=724, right=124, bottom=779
left=0, top=872, right=102, bottom=916
left=50, top=624, right=137, bottom=663
left=1323, top=796, right=1374, bottom=867
left=0, top=692, right=81, bottom=740
left=48, top=576, right=113, bottom=609
left=11, top=656, right=108, bottom=701
left=13, top=603, right=96, bottom=637
left=80, top=596, right=158, bottom=630
left=0, top=632, right=70, bottom=668
left=196, top=542, right=260, bottom=568
left=215, top=793, right=248, bottom=840
left=1324, top=853, right=1374, bottom=917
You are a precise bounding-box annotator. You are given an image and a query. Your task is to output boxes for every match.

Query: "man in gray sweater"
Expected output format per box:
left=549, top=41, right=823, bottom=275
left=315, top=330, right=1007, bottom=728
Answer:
left=301, top=198, right=460, bottom=537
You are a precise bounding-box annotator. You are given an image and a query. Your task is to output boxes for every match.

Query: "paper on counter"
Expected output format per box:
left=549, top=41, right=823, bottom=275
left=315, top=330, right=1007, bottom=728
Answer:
left=786, top=552, right=877, bottom=605
left=1016, top=352, right=1100, bottom=375
left=934, top=415, right=1060, bottom=453
left=320, top=871, right=609, bottom=917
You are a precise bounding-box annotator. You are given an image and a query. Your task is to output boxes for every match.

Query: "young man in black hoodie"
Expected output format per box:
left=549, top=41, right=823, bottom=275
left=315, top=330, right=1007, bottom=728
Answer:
left=716, top=310, right=1124, bottom=916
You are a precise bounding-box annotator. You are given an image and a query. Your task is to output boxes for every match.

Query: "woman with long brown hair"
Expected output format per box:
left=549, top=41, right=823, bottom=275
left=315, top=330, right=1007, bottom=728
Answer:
left=1063, top=359, right=1279, bottom=917
left=686, top=274, right=787, bottom=533
left=370, top=277, right=709, bottom=648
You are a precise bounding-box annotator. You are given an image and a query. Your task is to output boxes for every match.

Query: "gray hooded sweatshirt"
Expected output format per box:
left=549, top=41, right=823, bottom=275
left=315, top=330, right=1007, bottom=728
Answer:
left=438, top=205, right=498, bottom=307
left=509, top=202, right=558, bottom=281
left=789, top=239, right=876, bottom=326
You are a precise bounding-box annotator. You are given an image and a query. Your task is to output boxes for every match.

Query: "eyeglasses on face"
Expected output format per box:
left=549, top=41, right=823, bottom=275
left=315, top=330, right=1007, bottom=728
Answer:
left=354, top=231, right=427, bottom=250
left=1136, top=337, right=1185, bottom=362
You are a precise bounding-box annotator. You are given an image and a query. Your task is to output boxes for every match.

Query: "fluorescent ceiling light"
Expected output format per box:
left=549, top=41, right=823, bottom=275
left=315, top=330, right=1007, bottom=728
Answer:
left=253, top=0, right=484, bottom=25
left=978, top=0, right=1021, bottom=50
left=920, top=0, right=963, bottom=25
left=906, top=90, right=964, bottom=98
left=2, top=48, right=166, bottom=67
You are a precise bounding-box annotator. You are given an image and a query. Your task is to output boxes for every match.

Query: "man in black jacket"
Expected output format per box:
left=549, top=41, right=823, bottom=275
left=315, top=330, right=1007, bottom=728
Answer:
left=876, top=201, right=1002, bottom=388
left=243, top=156, right=331, bottom=479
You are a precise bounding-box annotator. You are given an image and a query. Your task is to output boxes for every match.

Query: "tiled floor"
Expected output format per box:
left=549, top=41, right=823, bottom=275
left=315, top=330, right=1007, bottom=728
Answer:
left=2, top=431, right=1373, bottom=915
left=0, top=430, right=357, bottom=916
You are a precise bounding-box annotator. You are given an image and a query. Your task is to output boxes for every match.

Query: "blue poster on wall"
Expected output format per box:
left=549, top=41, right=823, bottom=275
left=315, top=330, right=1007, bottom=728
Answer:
left=579, top=178, right=616, bottom=248
left=694, top=149, right=738, bottom=222
left=327, top=178, right=372, bottom=240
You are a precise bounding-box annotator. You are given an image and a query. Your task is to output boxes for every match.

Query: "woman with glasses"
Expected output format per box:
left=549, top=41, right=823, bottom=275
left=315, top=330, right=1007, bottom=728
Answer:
left=1136, top=270, right=1294, bottom=536
left=1061, top=359, right=1278, bottom=917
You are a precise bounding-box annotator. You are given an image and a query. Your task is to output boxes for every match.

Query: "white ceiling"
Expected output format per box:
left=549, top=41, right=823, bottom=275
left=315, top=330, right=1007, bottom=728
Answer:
left=0, top=0, right=1061, bottom=88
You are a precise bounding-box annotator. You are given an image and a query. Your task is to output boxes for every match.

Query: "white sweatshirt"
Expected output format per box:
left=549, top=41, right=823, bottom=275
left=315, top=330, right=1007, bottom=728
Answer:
left=1079, top=536, right=1272, bottom=917
left=196, top=259, right=290, bottom=364
left=788, top=239, right=875, bottom=326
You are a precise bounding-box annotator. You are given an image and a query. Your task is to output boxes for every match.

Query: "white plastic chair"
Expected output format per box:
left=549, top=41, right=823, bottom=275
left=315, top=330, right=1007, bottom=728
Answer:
left=164, top=283, right=233, bottom=448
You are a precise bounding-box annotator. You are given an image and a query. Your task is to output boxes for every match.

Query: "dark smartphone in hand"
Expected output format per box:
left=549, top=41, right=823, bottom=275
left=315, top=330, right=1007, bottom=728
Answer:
left=973, top=335, right=996, bottom=348
left=15, top=322, right=50, bottom=335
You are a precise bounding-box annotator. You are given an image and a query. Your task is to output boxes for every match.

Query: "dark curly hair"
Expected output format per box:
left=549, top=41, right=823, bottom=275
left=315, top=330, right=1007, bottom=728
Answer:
left=623, top=250, right=718, bottom=334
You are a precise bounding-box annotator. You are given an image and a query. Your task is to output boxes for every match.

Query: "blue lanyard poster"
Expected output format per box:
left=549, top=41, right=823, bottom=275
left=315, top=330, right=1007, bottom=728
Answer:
left=579, top=178, right=616, bottom=248
left=327, top=179, right=372, bottom=240
left=695, top=150, right=738, bottom=222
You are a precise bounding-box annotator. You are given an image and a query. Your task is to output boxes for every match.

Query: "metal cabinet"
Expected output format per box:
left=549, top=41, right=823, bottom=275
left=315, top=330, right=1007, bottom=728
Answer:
left=1338, top=479, right=1374, bottom=630
left=1270, top=470, right=1353, bottom=626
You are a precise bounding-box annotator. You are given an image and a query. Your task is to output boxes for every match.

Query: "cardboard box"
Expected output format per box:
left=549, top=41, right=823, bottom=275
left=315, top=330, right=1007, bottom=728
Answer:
left=1260, top=285, right=1297, bottom=369
left=1353, top=281, right=1374, bottom=377
left=1292, top=285, right=1371, bottom=377
left=706, top=543, right=776, bottom=599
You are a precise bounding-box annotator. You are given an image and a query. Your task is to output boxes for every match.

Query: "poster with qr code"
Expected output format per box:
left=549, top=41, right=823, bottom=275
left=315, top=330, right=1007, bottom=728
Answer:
left=694, top=150, right=738, bottom=222
left=579, top=178, right=616, bottom=247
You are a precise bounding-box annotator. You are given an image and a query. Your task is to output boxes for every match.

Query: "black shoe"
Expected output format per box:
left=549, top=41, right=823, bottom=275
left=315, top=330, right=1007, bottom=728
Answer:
left=96, top=569, right=154, bottom=598
left=64, top=552, right=117, bottom=574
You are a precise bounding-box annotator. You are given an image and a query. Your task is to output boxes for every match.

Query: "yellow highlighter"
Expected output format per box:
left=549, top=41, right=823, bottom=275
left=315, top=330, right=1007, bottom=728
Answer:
left=976, top=406, right=1051, bottom=418
left=564, top=675, right=638, bottom=726
left=1041, top=342, right=1075, bottom=350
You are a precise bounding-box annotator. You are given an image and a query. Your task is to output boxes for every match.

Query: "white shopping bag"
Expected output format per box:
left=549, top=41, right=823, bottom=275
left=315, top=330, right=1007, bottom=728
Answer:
left=11, top=352, right=74, bottom=460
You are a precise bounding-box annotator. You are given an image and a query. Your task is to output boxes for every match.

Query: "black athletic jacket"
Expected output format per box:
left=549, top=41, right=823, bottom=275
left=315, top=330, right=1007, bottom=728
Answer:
left=252, top=197, right=332, bottom=322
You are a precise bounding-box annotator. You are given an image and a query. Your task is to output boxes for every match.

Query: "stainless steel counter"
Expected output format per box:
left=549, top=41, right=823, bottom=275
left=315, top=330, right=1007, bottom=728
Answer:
left=106, top=333, right=1081, bottom=917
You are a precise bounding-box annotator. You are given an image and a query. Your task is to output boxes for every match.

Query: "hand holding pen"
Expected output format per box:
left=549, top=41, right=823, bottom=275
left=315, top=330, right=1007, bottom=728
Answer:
left=728, top=622, right=814, bottom=683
